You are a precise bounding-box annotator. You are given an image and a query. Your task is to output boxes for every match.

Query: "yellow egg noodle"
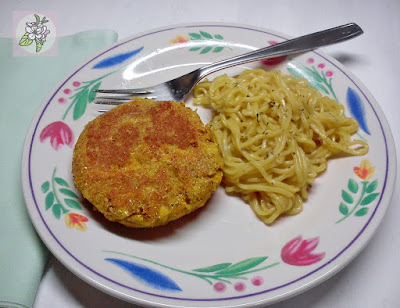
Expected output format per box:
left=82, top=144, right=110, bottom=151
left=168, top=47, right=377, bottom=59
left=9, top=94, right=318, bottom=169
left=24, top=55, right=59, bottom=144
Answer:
left=193, top=69, right=368, bottom=224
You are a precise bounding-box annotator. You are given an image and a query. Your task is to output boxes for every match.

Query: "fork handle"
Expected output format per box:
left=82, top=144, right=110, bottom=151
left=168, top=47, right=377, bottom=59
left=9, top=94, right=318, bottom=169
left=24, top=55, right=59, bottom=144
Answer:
left=197, top=23, right=363, bottom=79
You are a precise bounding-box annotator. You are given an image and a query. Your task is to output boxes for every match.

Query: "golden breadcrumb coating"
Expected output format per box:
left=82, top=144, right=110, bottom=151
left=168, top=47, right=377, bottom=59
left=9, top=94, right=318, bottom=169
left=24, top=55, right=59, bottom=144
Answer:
left=72, top=99, right=223, bottom=228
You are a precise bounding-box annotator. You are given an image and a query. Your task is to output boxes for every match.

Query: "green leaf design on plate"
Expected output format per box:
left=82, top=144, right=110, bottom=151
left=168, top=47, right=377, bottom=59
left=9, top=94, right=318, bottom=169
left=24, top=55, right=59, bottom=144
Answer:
left=288, top=62, right=339, bottom=101
left=64, top=198, right=82, bottom=209
left=305, top=67, right=324, bottom=83
left=215, top=257, right=268, bottom=275
left=19, top=33, right=33, bottom=46
left=341, top=190, right=354, bottom=204
left=200, top=46, right=213, bottom=54
left=73, top=89, right=89, bottom=120
left=360, top=193, right=380, bottom=206
left=308, top=81, right=329, bottom=94
left=287, top=67, right=318, bottom=82
left=59, top=188, right=79, bottom=199
left=189, top=32, right=202, bottom=40
left=52, top=204, right=62, bottom=219
left=193, top=263, right=232, bottom=273
left=186, top=31, right=229, bottom=54
left=339, top=202, right=349, bottom=215
left=88, top=81, right=102, bottom=103
left=55, top=177, right=69, bottom=187
left=189, top=46, right=202, bottom=51
left=287, top=67, right=303, bottom=79
left=287, top=66, right=324, bottom=86
left=213, top=46, right=225, bottom=53
left=200, top=31, right=213, bottom=39
left=355, top=207, right=369, bottom=216
left=366, top=179, right=378, bottom=193
left=41, top=181, right=50, bottom=193
left=348, top=179, right=359, bottom=194
left=43, top=168, right=85, bottom=226
left=45, top=192, right=54, bottom=210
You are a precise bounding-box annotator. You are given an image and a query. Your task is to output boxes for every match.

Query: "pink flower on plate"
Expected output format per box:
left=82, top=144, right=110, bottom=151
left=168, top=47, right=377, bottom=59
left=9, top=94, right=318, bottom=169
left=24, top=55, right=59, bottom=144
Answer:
left=40, top=121, right=74, bottom=150
left=261, top=41, right=287, bottom=66
left=281, top=235, right=325, bottom=266
left=307, top=58, right=315, bottom=64
left=234, top=282, right=246, bottom=292
left=213, top=282, right=226, bottom=292
left=251, top=276, right=264, bottom=286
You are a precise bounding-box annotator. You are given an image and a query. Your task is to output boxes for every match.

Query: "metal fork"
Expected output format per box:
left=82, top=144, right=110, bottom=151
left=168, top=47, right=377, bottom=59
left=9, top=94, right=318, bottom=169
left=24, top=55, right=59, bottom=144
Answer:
left=94, top=23, right=363, bottom=104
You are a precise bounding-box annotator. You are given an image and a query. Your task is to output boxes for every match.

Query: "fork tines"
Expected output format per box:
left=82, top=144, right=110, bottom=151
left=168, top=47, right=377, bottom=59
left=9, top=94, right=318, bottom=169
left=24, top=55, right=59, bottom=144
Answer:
left=93, top=88, right=153, bottom=94
left=93, top=88, right=156, bottom=106
left=94, top=95, right=134, bottom=105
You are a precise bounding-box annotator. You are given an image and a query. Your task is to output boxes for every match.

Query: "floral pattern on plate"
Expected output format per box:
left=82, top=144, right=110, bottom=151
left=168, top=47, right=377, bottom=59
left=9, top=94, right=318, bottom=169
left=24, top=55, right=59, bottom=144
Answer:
left=41, top=167, right=89, bottom=231
left=336, top=159, right=380, bottom=223
left=104, top=235, right=324, bottom=293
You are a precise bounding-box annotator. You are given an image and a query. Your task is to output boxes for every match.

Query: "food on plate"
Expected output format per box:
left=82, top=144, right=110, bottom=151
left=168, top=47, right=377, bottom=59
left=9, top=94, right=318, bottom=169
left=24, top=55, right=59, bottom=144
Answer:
left=193, top=69, right=368, bottom=224
left=72, top=99, right=223, bottom=228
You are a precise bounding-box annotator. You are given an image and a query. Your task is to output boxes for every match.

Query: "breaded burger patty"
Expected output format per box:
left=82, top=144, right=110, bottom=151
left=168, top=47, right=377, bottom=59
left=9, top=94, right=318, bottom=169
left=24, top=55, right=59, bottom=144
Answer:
left=72, top=99, right=223, bottom=228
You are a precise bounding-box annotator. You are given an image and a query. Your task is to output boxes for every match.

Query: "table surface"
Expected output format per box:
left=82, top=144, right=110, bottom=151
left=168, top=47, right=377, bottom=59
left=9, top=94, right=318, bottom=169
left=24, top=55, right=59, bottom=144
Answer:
left=2, top=1, right=399, bottom=307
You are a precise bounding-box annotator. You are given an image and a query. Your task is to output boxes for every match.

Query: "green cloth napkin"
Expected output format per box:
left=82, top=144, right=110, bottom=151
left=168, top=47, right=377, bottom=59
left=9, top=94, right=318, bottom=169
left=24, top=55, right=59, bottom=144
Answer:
left=0, top=29, right=118, bottom=308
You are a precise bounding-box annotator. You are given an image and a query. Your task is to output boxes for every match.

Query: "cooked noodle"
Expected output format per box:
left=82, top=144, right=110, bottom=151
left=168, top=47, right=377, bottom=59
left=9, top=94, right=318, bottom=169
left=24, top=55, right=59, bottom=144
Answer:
left=193, top=69, right=368, bottom=224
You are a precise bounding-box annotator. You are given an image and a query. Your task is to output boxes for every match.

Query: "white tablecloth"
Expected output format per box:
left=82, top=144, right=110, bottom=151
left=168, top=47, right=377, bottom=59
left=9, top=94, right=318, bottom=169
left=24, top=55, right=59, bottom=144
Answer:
left=2, top=0, right=399, bottom=307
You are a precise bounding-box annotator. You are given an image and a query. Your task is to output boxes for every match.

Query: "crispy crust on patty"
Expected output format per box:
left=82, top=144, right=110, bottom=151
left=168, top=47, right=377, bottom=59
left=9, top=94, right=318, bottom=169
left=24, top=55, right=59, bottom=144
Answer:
left=72, top=99, right=223, bottom=228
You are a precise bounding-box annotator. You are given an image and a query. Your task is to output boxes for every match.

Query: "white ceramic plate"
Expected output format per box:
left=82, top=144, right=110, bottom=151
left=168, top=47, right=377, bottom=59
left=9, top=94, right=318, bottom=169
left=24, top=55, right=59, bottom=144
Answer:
left=22, top=23, right=396, bottom=307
